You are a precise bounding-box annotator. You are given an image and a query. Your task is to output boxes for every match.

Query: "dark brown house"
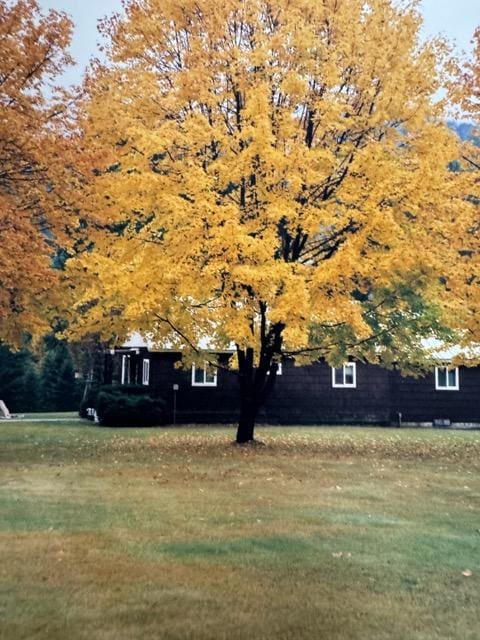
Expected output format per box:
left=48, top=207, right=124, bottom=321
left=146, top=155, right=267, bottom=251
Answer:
left=105, top=341, right=480, bottom=427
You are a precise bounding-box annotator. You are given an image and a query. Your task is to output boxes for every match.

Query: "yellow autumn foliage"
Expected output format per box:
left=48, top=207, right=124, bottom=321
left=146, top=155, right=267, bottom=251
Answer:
left=69, top=0, right=476, bottom=369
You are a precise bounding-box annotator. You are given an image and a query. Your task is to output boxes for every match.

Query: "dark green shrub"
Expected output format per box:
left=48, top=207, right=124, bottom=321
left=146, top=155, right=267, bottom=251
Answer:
left=95, top=385, right=165, bottom=427
left=99, top=384, right=152, bottom=396
left=80, top=384, right=145, bottom=420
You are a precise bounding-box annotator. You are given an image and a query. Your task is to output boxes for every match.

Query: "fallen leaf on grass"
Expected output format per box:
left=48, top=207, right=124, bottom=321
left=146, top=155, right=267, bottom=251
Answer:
left=462, top=570, right=472, bottom=577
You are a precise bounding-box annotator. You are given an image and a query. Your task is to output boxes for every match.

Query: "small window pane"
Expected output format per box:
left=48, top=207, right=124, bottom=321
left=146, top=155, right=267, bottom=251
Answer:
left=437, top=367, right=447, bottom=387
left=344, top=365, right=354, bottom=385
left=447, top=368, right=456, bottom=387
left=205, top=368, right=216, bottom=384
left=142, top=359, right=150, bottom=385
left=194, top=366, right=205, bottom=384
left=334, top=368, right=344, bottom=385
left=121, top=355, right=131, bottom=385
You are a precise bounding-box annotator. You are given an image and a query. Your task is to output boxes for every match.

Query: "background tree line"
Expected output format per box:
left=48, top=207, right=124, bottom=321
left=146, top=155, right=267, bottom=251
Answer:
left=0, top=334, right=108, bottom=413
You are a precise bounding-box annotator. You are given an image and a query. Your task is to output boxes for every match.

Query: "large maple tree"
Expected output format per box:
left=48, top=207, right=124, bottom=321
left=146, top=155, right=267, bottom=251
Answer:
left=72, top=0, right=474, bottom=441
left=0, top=0, right=73, bottom=344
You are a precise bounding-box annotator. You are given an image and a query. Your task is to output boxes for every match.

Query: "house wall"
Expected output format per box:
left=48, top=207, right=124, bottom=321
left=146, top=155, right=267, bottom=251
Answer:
left=139, top=355, right=393, bottom=424
left=105, top=351, right=480, bottom=425
left=260, top=360, right=392, bottom=424
left=391, top=368, right=480, bottom=424
left=149, top=352, right=239, bottom=423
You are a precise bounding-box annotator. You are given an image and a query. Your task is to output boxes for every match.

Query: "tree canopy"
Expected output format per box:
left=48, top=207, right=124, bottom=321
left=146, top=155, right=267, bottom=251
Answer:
left=0, top=0, right=74, bottom=344
left=69, top=0, right=476, bottom=441
left=451, top=27, right=480, bottom=348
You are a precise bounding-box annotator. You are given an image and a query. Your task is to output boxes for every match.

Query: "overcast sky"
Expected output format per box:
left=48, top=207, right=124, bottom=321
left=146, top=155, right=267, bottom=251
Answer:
left=38, top=0, right=479, bottom=87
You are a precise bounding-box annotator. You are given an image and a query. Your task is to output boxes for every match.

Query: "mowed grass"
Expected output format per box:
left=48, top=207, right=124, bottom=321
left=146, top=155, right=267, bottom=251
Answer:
left=0, top=422, right=479, bottom=640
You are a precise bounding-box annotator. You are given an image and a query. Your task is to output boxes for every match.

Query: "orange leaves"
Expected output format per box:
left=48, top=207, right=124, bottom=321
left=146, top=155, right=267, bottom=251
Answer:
left=0, top=0, right=74, bottom=344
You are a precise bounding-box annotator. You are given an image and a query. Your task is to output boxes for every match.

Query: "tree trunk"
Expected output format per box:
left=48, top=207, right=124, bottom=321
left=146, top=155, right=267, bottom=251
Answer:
left=235, top=367, right=278, bottom=443
left=235, top=346, right=258, bottom=443
left=235, top=320, right=284, bottom=443
left=236, top=393, right=257, bottom=443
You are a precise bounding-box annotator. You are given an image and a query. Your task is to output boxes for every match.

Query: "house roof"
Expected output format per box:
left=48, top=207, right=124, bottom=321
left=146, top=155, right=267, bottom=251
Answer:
left=122, top=332, right=153, bottom=349
left=121, top=332, right=236, bottom=352
left=121, top=333, right=479, bottom=362
left=422, top=338, right=480, bottom=362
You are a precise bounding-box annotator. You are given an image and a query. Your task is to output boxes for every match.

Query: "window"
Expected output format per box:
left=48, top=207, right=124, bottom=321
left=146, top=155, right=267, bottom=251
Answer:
left=142, top=359, right=150, bottom=385
left=191, top=363, right=217, bottom=387
left=435, top=366, right=459, bottom=390
left=267, top=362, right=283, bottom=375
left=121, top=355, right=131, bottom=385
left=332, top=362, right=356, bottom=388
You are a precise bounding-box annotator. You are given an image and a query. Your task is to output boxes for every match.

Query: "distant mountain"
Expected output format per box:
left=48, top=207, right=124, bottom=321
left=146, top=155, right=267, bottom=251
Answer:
left=447, top=120, right=480, bottom=145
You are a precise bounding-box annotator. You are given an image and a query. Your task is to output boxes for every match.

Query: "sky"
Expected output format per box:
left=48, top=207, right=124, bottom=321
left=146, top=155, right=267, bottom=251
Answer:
left=38, top=0, right=479, bottom=87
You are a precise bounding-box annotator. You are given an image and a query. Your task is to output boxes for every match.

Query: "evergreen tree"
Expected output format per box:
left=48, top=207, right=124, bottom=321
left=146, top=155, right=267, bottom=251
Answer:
left=1, top=338, right=81, bottom=413
left=16, top=368, right=40, bottom=412
left=0, top=344, right=38, bottom=412
left=54, top=358, right=77, bottom=411
left=39, top=341, right=78, bottom=411
left=40, top=348, right=60, bottom=411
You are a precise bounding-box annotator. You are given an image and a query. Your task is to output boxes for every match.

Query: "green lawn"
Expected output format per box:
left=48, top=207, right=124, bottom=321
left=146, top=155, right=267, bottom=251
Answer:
left=0, top=422, right=478, bottom=640
left=8, top=412, right=81, bottom=420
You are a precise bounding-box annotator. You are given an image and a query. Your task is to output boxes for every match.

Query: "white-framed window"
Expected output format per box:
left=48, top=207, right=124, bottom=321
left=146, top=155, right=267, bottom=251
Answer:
left=142, top=359, right=150, bottom=385
left=332, top=362, right=356, bottom=388
left=121, top=355, right=131, bottom=385
left=435, top=366, right=459, bottom=391
left=267, top=362, right=283, bottom=375
left=191, top=363, right=217, bottom=387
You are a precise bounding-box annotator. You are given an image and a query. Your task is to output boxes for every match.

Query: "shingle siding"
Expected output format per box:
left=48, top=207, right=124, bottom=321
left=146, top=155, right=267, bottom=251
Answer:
left=259, top=361, right=392, bottom=424
left=391, top=368, right=480, bottom=424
